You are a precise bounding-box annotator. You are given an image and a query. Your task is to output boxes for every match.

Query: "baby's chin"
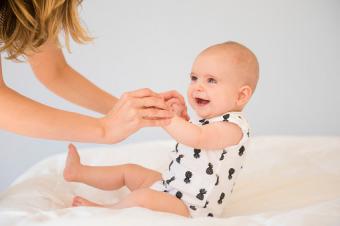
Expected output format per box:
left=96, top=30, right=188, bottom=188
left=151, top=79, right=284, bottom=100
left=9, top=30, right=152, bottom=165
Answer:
left=194, top=108, right=237, bottom=119
left=189, top=100, right=238, bottom=119
left=195, top=111, right=219, bottom=120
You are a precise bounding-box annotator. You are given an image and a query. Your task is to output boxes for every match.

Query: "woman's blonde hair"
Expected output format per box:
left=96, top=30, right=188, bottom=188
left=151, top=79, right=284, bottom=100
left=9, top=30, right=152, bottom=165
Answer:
left=0, top=0, right=92, bottom=61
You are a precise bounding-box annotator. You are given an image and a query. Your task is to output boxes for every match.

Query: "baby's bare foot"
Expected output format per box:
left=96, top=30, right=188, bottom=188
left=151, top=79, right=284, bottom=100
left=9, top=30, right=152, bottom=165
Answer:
left=72, top=196, right=102, bottom=207
left=63, top=144, right=81, bottom=181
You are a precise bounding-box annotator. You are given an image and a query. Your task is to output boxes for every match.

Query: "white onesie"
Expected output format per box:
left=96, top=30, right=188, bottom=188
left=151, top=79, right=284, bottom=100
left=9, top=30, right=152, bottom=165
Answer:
left=150, top=112, right=250, bottom=218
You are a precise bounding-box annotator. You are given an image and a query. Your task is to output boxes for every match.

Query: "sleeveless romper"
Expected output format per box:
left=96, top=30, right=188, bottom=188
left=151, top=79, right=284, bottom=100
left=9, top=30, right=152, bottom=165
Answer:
left=150, top=112, right=250, bottom=218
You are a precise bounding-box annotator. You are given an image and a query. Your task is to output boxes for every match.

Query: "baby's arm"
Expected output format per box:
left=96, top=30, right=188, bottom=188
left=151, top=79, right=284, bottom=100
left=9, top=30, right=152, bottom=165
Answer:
left=162, top=116, right=243, bottom=150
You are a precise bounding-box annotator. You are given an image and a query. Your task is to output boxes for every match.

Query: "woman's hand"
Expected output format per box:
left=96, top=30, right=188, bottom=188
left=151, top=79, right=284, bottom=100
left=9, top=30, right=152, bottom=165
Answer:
left=160, top=90, right=190, bottom=121
left=99, top=88, right=174, bottom=143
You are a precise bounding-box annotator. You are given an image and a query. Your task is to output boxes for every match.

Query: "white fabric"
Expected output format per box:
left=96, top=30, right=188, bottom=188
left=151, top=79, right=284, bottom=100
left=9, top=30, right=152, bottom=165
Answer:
left=151, top=112, right=251, bottom=217
left=0, top=136, right=340, bottom=226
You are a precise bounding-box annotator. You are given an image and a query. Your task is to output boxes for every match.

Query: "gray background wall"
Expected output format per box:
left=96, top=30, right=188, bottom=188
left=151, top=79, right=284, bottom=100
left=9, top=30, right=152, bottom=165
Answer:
left=1, top=0, right=339, bottom=191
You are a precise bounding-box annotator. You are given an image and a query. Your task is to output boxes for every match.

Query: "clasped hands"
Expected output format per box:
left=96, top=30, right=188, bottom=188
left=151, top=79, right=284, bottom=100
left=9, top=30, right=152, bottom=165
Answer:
left=99, top=88, right=189, bottom=144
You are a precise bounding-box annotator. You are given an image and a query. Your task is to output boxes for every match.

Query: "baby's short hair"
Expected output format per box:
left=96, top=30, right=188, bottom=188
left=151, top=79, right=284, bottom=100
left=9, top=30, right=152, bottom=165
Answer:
left=204, top=41, right=259, bottom=92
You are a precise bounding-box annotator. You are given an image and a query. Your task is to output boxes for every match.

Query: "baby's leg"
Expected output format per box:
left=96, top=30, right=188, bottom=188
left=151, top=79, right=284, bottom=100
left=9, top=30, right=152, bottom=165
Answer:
left=110, top=188, right=190, bottom=217
left=63, top=144, right=161, bottom=191
left=74, top=188, right=190, bottom=217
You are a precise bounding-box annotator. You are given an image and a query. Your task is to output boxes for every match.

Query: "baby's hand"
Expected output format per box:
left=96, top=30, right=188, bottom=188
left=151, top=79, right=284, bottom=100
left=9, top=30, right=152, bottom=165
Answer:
left=166, top=98, right=190, bottom=121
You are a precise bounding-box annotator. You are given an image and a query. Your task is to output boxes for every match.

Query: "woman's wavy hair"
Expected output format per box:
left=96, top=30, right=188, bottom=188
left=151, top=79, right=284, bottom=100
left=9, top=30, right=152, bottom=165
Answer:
left=0, top=0, right=92, bottom=61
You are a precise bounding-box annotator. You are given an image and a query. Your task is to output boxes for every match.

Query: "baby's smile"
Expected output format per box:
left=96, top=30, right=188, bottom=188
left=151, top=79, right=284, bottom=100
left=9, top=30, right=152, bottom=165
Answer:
left=195, top=97, right=210, bottom=106
left=189, top=92, right=216, bottom=118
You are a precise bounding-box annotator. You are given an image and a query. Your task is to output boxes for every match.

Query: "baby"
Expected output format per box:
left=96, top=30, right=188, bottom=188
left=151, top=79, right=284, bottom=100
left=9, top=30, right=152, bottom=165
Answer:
left=63, top=41, right=259, bottom=218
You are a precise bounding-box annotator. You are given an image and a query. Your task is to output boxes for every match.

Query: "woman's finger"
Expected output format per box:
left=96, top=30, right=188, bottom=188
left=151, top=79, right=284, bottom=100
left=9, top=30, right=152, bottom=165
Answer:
left=159, top=90, right=185, bottom=103
left=139, top=108, right=173, bottom=119
left=133, top=96, right=170, bottom=110
left=124, top=88, right=159, bottom=98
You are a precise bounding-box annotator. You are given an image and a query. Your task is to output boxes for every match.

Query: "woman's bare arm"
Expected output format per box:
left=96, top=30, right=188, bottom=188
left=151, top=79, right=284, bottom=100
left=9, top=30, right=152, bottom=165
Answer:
left=1, top=38, right=179, bottom=143
left=0, top=61, right=105, bottom=142
left=28, top=41, right=117, bottom=114
left=0, top=57, right=173, bottom=143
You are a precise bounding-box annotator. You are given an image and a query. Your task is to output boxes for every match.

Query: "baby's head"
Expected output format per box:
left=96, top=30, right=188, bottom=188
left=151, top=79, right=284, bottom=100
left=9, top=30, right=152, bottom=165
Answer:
left=187, top=41, right=259, bottom=119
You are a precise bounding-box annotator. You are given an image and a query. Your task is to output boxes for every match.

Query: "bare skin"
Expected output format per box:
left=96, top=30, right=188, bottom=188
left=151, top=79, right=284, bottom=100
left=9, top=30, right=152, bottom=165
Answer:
left=0, top=40, right=188, bottom=143
left=63, top=144, right=190, bottom=217
left=62, top=41, right=258, bottom=217
left=162, top=42, right=259, bottom=150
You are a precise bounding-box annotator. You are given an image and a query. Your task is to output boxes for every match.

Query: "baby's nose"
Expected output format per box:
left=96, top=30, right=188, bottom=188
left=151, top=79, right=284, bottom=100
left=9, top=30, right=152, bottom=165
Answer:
left=195, top=83, right=204, bottom=91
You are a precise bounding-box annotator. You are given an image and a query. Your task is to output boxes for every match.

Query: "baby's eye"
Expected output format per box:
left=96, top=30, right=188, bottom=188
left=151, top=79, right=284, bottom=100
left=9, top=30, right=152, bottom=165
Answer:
left=208, top=78, right=217, bottom=84
left=190, top=75, right=197, bottom=81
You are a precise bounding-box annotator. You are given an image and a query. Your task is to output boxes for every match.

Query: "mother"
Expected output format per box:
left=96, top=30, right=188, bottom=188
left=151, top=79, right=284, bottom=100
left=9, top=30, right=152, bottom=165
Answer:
left=0, top=0, right=186, bottom=143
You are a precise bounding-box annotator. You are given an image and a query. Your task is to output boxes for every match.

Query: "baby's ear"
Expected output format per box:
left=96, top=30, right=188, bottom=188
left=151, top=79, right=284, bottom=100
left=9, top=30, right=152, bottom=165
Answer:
left=236, top=85, right=252, bottom=107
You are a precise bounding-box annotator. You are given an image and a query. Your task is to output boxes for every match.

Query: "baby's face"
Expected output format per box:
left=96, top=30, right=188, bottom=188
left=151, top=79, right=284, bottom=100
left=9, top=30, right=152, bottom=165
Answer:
left=187, top=50, right=241, bottom=119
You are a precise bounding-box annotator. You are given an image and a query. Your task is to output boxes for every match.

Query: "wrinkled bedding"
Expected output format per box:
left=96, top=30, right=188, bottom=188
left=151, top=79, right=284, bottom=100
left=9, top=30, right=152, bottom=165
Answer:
left=1, top=136, right=340, bottom=226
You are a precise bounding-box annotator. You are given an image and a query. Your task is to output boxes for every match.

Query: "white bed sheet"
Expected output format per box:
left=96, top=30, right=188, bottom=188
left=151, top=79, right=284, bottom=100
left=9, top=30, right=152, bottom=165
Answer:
left=1, top=136, right=340, bottom=226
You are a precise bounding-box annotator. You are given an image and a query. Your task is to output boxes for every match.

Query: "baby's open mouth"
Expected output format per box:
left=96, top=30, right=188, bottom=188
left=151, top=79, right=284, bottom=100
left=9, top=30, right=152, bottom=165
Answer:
left=195, top=98, right=210, bottom=106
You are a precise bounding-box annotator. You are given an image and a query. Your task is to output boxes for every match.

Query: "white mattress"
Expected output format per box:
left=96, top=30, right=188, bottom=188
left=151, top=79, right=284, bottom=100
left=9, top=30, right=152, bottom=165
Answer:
left=0, top=136, right=340, bottom=226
